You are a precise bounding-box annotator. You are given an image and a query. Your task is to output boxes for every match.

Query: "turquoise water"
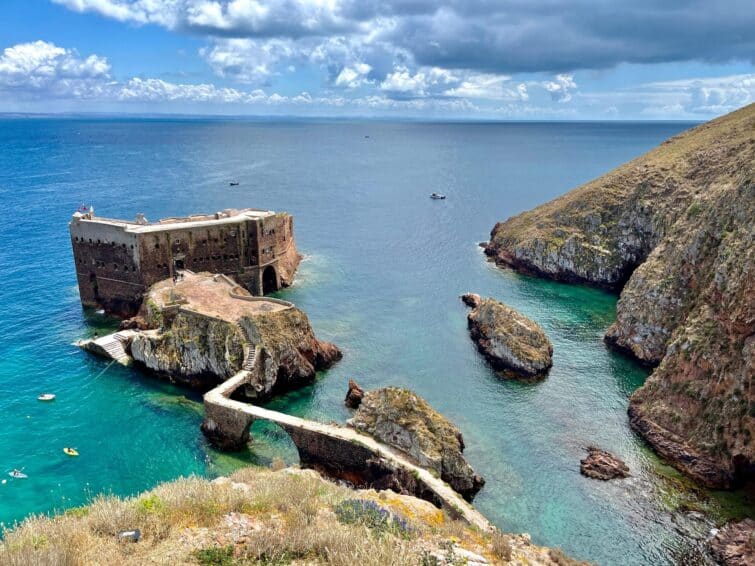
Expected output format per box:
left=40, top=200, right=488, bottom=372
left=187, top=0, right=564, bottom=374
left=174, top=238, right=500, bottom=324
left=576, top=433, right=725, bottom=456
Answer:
left=0, top=118, right=748, bottom=564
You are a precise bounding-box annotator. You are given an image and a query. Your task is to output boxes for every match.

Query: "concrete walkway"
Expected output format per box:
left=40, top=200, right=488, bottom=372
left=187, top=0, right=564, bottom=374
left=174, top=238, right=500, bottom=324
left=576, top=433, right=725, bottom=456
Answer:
left=204, top=372, right=493, bottom=531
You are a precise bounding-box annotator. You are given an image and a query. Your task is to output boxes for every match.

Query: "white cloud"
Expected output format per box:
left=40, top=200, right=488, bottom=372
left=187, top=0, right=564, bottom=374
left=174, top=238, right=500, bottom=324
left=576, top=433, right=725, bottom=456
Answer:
left=543, top=73, right=577, bottom=102
left=444, top=73, right=518, bottom=100
left=380, top=65, right=456, bottom=96
left=52, top=0, right=176, bottom=26
left=643, top=74, right=755, bottom=115
left=200, top=38, right=294, bottom=84
left=334, top=62, right=371, bottom=88
left=0, top=40, right=111, bottom=97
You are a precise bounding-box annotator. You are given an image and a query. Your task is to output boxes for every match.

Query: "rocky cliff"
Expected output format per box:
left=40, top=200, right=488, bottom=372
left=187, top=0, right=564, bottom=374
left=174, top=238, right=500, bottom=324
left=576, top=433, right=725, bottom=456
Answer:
left=484, top=103, right=754, bottom=488
left=129, top=274, right=341, bottom=397
left=349, top=387, right=485, bottom=501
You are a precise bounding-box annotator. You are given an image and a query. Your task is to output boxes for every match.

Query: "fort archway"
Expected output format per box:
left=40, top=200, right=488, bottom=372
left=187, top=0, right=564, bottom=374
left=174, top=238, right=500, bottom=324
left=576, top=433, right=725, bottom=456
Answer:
left=262, top=265, right=279, bottom=294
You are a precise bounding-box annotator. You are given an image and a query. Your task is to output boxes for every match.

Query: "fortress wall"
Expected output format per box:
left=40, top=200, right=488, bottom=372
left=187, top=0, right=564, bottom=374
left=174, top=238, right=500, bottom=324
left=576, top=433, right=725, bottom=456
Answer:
left=70, top=210, right=299, bottom=315
left=70, top=220, right=143, bottom=313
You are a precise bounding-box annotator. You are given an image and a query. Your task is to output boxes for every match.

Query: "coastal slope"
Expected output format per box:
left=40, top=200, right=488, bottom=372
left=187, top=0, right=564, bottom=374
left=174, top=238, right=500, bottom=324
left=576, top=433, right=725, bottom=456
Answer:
left=484, top=103, right=754, bottom=488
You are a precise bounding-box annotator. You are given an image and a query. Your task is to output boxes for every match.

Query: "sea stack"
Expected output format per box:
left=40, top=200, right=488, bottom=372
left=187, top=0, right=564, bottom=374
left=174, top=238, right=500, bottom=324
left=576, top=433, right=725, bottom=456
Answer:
left=349, top=387, right=485, bottom=501
left=461, top=294, right=553, bottom=378
left=483, top=104, right=755, bottom=488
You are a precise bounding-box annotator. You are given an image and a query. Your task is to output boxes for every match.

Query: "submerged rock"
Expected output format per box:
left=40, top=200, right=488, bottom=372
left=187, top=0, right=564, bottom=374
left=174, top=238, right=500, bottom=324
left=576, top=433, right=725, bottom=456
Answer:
left=484, top=103, right=755, bottom=487
left=580, top=446, right=629, bottom=480
left=709, top=519, right=755, bottom=566
left=344, top=379, right=365, bottom=408
left=348, top=387, right=485, bottom=501
left=462, top=295, right=553, bottom=378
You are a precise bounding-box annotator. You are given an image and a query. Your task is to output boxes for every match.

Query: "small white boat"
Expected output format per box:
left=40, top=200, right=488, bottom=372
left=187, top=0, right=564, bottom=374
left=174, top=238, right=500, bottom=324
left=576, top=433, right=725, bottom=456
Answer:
left=8, top=470, right=27, bottom=479
left=38, top=393, right=56, bottom=402
left=430, top=193, right=446, bottom=200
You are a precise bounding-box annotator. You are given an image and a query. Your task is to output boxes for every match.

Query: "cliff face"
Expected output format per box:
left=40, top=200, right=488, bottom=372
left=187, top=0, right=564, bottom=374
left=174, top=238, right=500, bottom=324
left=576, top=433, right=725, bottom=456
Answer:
left=484, top=103, right=755, bottom=488
left=349, top=387, right=485, bottom=501
left=238, top=307, right=342, bottom=398
left=130, top=276, right=341, bottom=397
left=130, top=310, right=245, bottom=388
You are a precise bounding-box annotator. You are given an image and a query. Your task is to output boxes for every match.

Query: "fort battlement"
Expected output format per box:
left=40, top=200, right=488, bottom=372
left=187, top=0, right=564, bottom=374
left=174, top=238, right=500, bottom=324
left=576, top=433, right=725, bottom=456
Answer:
left=70, top=207, right=300, bottom=316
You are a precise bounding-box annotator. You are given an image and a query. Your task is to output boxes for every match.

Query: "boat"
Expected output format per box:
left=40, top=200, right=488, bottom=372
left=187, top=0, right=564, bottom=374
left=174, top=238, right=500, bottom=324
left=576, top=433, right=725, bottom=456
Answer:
left=8, top=469, right=27, bottom=479
left=430, top=193, right=446, bottom=200
left=38, top=393, right=56, bottom=402
left=229, top=181, right=240, bottom=186
left=63, top=447, right=79, bottom=457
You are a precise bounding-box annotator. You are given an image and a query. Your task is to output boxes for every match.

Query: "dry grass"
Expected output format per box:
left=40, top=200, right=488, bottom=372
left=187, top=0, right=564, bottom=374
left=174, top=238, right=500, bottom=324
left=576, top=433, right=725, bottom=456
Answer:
left=0, top=467, right=515, bottom=566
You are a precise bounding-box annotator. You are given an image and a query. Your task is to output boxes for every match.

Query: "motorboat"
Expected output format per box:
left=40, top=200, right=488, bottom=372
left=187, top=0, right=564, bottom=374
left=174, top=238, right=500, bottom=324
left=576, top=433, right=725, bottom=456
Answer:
left=430, top=193, right=446, bottom=200
left=8, top=469, right=27, bottom=479
left=229, top=181, right=240, bottom=186
left=38, top=393, right=56, bottom=402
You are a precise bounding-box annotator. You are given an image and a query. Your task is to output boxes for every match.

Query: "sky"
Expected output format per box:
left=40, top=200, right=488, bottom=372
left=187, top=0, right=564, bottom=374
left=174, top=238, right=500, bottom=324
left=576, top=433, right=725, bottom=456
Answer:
left=0, top=0, right=753, bottom=119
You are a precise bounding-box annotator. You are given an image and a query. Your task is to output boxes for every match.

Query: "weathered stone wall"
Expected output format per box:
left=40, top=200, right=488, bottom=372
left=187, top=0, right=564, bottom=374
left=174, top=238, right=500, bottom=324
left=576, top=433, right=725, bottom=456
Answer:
left=70, top=219, right=144, bottom=316
left=70, top=211, right=299, bottom=316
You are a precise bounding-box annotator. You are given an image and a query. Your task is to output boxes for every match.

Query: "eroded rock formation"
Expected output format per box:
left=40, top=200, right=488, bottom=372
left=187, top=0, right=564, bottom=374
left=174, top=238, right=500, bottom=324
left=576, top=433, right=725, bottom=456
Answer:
left=345, top=379, right=365, bottom=408
left=129, top=273, right=341, bottom=397
left=709, top=519, right=755, bottom=566
left=579, top=446, right=630, bottom=480
left=484, top=103, right=755, bottom=488
left=462, top=295, right=553, bottom=378
left=348, top=387, right=485, bottom=501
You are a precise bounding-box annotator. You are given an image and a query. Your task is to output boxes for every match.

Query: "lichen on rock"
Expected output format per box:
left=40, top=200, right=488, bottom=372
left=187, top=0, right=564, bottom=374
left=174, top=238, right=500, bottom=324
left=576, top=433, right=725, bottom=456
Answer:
left=129, top=272, right=341, bottom=398
left=483, top=103, right=755, bottom=488
left=348, top=387, right=485, bottom=501
left=462, top=295, right=553, bottom=378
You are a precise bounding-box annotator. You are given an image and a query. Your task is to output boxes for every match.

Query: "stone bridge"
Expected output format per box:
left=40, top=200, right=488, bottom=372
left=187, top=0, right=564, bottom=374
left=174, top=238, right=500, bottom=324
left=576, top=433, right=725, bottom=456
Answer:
left=201, top=371, right=492, bottom=531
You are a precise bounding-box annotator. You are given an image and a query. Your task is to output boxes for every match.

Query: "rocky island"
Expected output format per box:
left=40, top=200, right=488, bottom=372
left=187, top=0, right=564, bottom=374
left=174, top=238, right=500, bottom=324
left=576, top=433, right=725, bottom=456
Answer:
left=129, top=273, right=341, bottom=397
left=483, top=103, right=754, bottom=488
left=461, top=293, right=553, bottom=378
left=349, top=386, right=485, bottom=501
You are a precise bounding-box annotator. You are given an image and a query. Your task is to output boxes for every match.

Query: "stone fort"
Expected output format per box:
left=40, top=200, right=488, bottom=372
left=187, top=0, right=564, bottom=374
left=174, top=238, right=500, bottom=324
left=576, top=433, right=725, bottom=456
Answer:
left=70, top=207, right=300, bottom=316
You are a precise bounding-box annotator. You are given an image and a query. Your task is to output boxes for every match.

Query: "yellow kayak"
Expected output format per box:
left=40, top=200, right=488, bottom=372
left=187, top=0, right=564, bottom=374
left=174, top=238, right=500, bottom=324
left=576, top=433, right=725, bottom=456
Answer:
left=63, top=447, right=79, bottom=457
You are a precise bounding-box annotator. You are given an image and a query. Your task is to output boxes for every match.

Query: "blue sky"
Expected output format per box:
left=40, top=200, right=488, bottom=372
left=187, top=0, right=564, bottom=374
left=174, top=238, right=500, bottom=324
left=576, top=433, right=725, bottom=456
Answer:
left=0, top=0, right=753, bottom=119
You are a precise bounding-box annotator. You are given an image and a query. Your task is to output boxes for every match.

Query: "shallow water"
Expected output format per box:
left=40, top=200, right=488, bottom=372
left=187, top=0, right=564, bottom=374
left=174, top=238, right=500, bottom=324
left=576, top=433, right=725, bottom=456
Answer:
left=0, top=118, right=749, bottom=564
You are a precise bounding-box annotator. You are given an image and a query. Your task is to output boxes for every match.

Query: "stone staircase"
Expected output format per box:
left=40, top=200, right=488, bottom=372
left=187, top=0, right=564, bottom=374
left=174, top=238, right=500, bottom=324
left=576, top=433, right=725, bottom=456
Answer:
left=81, top=330, right=136, bottom=364
left=235, top=323, right=258, bottom=374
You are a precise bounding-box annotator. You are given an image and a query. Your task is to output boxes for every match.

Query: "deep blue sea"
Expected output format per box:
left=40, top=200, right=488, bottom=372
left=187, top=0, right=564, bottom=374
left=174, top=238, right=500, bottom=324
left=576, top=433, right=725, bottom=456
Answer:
left=0, top=117, right=750, bottom=565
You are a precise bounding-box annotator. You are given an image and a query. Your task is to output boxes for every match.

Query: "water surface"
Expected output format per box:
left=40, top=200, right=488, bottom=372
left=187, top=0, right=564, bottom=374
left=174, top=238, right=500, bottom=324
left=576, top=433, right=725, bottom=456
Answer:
left=0, top=118, right=748, bottom=564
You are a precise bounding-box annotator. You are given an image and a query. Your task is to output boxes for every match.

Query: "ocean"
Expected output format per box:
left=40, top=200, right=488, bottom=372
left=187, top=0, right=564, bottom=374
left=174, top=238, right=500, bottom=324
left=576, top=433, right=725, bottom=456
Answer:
left=0, top=117, right=749, bottom=565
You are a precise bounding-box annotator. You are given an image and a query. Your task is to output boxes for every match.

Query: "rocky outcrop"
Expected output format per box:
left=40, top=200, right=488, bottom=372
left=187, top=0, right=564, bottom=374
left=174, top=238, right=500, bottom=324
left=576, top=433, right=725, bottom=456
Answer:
left=579, top=447, right=629, bottom=480
left=129, top=275, right=340, bottom=397
left=345, top=379, right=365, bottom=408
left=348, top=387, right=485, bottom=501
left=237, top=307, right=341, bottom=399
left=709, top=519, right=755, bottom=566
left=484, top=103, right=755, bottom=488
left=462, top=295, right=553, bottom=378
